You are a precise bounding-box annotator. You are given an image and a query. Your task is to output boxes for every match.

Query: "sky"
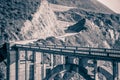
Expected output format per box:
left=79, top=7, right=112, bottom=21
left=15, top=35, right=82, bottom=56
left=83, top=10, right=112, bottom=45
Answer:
left=97, top=0, right=120, bottom=13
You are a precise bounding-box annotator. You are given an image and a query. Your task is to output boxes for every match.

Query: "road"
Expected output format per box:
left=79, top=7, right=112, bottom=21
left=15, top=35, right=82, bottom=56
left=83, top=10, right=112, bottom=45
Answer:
left=10, top=33, right=78, bottom=45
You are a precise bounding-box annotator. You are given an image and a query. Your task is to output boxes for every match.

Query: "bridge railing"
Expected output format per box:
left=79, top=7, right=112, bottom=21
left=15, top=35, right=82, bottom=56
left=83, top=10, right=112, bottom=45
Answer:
left=12, top=44, right=120, bottom=61
left=13, top=44, right=120, bottom=52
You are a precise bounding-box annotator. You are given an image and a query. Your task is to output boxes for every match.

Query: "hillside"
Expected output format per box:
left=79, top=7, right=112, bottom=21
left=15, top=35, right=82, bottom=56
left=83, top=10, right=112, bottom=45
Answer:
left=0, top=0, right=63, bottom=42
left=0, top=0, right=118, bottom=42
left=47, top=0, right=114, bottom=14
left=0, top=0, right=41, bottom=41
left=54, top=8, right=120, bottom=48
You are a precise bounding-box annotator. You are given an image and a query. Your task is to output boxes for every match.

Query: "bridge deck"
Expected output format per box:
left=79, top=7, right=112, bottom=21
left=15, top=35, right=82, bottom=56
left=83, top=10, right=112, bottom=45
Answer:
left=11, top=44, right=120, bottom=62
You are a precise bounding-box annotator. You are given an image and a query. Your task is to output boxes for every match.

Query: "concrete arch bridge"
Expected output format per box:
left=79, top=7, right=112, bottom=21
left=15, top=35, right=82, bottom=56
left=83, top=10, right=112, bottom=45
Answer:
left=5, top=43, right=120, bottom=80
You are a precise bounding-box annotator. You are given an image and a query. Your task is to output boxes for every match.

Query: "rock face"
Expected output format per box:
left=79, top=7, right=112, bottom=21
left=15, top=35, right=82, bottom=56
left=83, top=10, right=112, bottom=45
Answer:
left=66, top=18, right=87, bottom=32
left=0, top=0, right=64, bottom=41
left=20, top=0, right=64, bottom=39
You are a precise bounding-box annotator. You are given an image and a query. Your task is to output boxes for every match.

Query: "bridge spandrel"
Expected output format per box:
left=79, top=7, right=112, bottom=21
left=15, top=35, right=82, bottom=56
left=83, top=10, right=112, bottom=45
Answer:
left=9, top=44, right=120, bottom=80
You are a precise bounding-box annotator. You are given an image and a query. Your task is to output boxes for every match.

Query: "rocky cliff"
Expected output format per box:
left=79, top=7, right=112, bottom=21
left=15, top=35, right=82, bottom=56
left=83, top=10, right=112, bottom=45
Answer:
left=0, top=0, right=63, bottom=41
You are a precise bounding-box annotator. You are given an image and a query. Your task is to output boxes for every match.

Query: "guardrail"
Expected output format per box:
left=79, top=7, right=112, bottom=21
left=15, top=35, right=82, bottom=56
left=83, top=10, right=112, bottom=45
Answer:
left=12, top=44, right=120, bottom=61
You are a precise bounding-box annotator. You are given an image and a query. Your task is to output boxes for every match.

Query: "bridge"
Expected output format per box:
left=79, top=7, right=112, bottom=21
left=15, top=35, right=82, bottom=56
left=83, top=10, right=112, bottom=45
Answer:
left=5, top=43, right=120, bottom=80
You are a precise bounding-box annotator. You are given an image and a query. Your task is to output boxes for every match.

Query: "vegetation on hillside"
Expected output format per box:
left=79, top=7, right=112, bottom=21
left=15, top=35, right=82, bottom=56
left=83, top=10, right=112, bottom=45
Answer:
left=0, top=0, right=41, bottom=40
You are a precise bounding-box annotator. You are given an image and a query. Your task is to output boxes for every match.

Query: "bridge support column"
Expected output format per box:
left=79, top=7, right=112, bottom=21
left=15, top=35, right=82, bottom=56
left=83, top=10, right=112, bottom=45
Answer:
left=78, top=58, right=84, bottom=73
left=61, top=55, right=64, bottom=64
left=43, top=64, right=46, bottom=78
left=41, top=53, right=44, bottom=80
left=6, top=43, right=10, bottom=80
left=50, top=54, right=54, bottom=69
left=93, top=60, right=98, bottom=80
left=112, top=61, right=118, bottom=80
left=65, top=56, right=69, bottom=64
left=15, top=48, right=20, bottom=80
left=118, top=63, right=120, bottom=80
left=33, top=51, right=36, bottom=80
left=35, top=52, right=42, bottom=80
left=25, top=50, right=28, bottom=80
left=79, top=58, right=83, bottom=66
left=41, top=53, right=46, bottom=79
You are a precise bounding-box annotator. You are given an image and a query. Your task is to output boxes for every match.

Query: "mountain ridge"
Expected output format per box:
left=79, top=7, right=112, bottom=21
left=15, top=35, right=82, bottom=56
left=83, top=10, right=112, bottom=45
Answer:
left=47, top=0, right=115, bottom=14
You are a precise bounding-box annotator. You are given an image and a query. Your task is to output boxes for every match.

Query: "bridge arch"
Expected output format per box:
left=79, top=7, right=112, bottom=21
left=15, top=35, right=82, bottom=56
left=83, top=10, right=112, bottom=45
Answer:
left=98, top=67, right=113, bottom=80
left=44, top=64, right=94, bottom=80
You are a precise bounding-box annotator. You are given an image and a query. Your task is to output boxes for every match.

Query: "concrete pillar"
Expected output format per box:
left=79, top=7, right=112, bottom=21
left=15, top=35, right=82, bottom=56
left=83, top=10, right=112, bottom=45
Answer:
left=25, top=50, right=28, bottom=80
left=43, top=64, right=46, bottom=78
left=41, top=53, right=44, bottom=79
left=79, top=58, right=83, bottom=67
left=112, top=61, right=118, bottom=80
left=6, top=43, right=10, bottom=80
left=117, top=63, right=120, bottom=80
left=65, top=56, right=69, bottom=64
left=41, top=52, right=46, bottom=79
left=33, top=51, right=36, bottom=80
left=93, top=60, right=97, bottom=80
left=61, top=55, right=64, bottom=64
left=35, top=52, right=42, bottom=80
left=78, top=58, right=84, bottom=73
left=50, top=54, right=54, bottom=69
left=15, top=48, right=20, bottom=80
